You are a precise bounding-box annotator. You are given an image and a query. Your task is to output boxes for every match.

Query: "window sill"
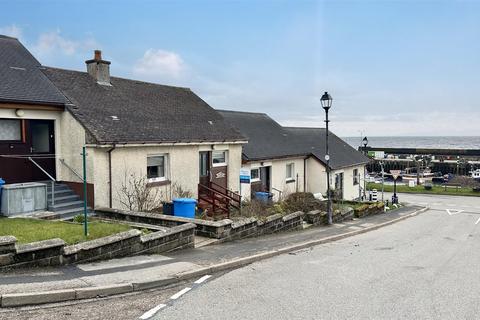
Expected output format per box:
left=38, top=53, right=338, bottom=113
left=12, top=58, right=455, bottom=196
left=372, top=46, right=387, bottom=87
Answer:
left=285, top=179, right=295, bottom=184
left=147, top=180, right=171, bottom=187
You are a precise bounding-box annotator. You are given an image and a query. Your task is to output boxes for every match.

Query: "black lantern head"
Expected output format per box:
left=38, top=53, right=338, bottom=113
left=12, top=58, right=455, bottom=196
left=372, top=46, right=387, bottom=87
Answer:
left=320, top=91, right=332, bottom=111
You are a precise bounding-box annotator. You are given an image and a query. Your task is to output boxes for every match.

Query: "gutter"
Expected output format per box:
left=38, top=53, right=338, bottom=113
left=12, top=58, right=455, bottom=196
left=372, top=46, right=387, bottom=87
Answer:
left=85, top=140, right=247, bottom=148
left=107, top=144, right=116, bottom=208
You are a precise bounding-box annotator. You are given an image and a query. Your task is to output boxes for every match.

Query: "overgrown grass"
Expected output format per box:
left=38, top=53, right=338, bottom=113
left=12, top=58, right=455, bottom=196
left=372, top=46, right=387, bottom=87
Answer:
left=0, top=218, right=132, bottom=245
left=367, top=182, right=480, bottom=197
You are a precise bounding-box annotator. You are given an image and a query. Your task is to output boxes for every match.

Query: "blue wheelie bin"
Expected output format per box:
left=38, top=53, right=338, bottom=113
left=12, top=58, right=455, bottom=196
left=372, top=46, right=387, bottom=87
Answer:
left=173, top=198, right=197, bottom=218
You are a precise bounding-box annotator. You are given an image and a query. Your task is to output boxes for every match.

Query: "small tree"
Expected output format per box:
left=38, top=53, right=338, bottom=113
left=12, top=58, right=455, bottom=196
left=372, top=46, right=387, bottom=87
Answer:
left=118, top=171, right=164, bottom=212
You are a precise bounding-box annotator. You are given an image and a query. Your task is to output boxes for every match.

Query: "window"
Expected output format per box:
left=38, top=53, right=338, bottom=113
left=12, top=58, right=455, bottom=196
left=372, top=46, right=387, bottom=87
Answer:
left=0, top=119, right=21, bottom=141
left=353, top=168, right=359, bottom=185
left=147, top=155, right=167, bottom=182
left=286, top=163, right=295, bottom=181
left=212, top=150, right=227, bottom=166
left=251, top=168, right=260, bottom=181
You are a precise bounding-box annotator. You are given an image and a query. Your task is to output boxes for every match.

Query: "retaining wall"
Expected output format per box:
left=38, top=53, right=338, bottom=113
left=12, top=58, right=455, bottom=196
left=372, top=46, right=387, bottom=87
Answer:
left=0, top=223, right=195, bottom=270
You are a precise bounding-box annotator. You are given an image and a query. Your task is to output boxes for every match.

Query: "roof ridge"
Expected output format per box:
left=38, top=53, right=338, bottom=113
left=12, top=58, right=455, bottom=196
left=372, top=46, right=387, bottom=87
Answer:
left=0, top=34, right=18, bottom=40
left=41, top=65, right=192, bottom=91
left=217, top=109, right=269, bottom=116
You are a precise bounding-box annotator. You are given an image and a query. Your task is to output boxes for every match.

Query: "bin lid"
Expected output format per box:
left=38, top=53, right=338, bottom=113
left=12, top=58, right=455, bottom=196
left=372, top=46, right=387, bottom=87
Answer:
left=255, top=192, right=270, bottom=196
left=0, top=178, right=4, bottom=185
left=173, top=198, right=197, bottom=204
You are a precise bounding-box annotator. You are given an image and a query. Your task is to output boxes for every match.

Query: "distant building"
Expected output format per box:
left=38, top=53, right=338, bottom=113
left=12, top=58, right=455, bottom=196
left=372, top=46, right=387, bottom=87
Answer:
left=218, top=110, right=369, bottom=201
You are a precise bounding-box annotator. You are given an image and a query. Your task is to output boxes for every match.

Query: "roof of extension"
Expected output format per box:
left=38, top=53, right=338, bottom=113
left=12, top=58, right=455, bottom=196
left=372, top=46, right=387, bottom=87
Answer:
left=0, top=35, right=67, bottom=106
left=41, top=67, right=247, bottom=144
left=218, top=110, right=369, bottom=169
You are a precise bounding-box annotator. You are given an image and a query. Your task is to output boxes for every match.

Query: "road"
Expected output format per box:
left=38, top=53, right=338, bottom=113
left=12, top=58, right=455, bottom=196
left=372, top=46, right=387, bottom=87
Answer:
left=4, top=193, right=480, bottom=319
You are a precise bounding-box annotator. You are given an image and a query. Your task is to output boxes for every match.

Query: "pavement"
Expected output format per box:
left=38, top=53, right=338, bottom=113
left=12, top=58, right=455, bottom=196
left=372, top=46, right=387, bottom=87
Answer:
left=0, top=205, right=424, bottom=309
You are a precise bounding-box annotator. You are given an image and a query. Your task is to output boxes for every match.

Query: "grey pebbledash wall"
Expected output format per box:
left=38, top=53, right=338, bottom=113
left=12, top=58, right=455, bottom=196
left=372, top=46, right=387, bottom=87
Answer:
left=0, top=223, right=195, bottom=270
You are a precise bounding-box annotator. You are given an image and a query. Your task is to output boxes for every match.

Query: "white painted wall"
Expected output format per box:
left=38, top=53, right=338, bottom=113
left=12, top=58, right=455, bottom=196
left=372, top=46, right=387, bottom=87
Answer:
left=241, top=157, right=306, bottom=202
left=94, top=143, right=243, bottom=210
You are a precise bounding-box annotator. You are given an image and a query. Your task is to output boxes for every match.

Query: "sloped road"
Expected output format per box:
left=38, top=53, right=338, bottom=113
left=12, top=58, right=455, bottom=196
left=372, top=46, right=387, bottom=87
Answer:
left=154, top=195, right=480, bottom=319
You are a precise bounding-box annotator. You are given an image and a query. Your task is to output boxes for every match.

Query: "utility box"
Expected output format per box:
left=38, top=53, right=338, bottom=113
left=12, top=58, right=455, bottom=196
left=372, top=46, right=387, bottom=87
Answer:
left=1, top=182, right=47, bottom=216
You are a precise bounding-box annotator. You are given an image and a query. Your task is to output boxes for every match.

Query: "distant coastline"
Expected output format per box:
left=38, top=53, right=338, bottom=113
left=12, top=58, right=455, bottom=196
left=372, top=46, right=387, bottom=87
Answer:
left=343, top=136, right=480, bottom=149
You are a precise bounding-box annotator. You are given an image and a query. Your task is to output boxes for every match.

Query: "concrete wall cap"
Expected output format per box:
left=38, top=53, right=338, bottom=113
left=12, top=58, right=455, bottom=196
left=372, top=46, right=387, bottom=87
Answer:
left=63, top=229, right=141, bottom=255
left=16, top=238, right=65, bottom=254
left=0, top=236, right=17, bottom=245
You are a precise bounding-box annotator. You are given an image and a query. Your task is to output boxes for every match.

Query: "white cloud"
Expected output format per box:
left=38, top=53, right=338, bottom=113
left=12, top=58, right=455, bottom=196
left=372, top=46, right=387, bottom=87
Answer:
left=32, top=30, right=97, bottom=57
left=133, top=49, right=186, bottom=78
left=0, top=24, right=22, bottom=38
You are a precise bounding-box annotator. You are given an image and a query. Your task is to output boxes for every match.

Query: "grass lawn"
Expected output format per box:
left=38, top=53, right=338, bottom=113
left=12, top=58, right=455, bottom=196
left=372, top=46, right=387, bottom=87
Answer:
left=0, top=218, right=132, bottom=245
left=367, top=182, right=480, bottom=197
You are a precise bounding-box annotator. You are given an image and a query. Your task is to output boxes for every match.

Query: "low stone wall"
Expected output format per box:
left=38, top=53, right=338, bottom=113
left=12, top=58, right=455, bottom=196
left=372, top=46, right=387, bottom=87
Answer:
left=0, top=223, right=195, bottom=270
left=354, top=202, right=385, bottom=218
left=96, top=208, right=311, bottom=242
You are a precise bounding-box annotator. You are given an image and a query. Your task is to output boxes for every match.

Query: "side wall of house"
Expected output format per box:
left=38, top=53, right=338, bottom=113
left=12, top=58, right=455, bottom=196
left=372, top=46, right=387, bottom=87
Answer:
left=93, top=143, right=243, bottom=210
left=306, top=158, right=365, bottom=201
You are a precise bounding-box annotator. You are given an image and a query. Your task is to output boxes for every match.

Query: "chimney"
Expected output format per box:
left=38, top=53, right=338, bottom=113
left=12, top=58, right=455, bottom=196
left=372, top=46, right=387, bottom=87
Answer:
left=85, top=50, right=111, bottom=86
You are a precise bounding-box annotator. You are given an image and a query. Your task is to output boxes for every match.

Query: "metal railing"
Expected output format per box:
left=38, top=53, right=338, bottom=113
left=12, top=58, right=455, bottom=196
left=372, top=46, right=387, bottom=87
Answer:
left=59, top=158, right=83, bottom=181
left=28, top=157, right=56, bottom=208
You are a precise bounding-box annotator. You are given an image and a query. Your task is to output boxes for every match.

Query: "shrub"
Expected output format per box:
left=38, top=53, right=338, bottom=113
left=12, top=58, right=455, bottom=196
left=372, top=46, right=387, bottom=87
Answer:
left=283, top=192, right=325, bottom=213
left=424, top=183, right=433, bottom=190
left=73, top=214, right=88, bottom=224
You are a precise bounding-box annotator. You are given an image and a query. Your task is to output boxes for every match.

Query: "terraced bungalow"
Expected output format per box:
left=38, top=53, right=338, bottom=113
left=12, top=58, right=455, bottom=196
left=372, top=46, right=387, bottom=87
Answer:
left=0, top=35, right=246, bottom=218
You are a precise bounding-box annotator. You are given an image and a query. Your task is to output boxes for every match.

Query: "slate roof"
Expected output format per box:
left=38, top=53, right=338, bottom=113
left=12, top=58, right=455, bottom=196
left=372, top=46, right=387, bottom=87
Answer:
left=218, top=110, right=369, bottom=169
left=42, top=67, right=246, bottom=144
left=0, top=35, right=67, bottom=105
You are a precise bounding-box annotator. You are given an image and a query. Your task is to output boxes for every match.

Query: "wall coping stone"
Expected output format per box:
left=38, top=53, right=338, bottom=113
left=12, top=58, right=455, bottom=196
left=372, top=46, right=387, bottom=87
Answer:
left=140, top=223, right=196, bottom=243
left=263, top=213, right=283, bottom=223
left=231, top=217, right=257, bottom=229
left=16, top=239, right=65, bottom=254
left=0, top=236, right=17, bottom=246
left=282, top=211, right=304, bottom=221
left=63, top=230, right=141, bottom=256
left=96, top=207, right=232, bottom=227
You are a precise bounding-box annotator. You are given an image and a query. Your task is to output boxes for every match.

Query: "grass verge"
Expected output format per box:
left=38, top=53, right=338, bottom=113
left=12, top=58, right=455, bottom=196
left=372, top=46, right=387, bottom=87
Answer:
left=0, top=218, right=132, bottom=245
left=367, top=182, right=480, bottom=197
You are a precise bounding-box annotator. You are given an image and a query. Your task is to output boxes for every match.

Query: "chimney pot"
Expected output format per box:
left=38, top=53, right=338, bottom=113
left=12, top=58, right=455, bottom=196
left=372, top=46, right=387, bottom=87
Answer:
left=94, top=50, right=102, bottom=61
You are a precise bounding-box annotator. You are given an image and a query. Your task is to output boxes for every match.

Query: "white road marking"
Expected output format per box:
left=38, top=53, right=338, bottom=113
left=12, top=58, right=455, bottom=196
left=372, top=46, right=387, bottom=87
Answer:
left=446, top=209, right=464, bottom=216
left=139, top=304, right=166, bottom=319
left=170, top=287, right=192, bottom=300
left=194, top=275, right=212, bottom=284
left=475, top=217, right=480, bottom=225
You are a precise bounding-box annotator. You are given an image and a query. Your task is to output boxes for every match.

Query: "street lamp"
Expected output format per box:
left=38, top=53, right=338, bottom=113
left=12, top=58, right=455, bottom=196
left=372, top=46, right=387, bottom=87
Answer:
left=362, top=136, right=368, bottom=200
left=362, top=136, right=368, bottom=153
left=320, top=91, right=333, bottom=225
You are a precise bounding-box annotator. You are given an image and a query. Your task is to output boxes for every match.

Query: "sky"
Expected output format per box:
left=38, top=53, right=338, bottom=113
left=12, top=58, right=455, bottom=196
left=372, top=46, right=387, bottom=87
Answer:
left=1, top=0, right=479, bottom=137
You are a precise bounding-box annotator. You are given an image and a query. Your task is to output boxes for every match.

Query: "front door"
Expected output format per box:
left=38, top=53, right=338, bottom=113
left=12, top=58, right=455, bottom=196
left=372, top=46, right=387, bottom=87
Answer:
left=199, top=151, right=210, bottom=186
left=0, top=119, right=55, bottom=184
left=29, top=120, right=56, bottom=181
left=210, top=150, right=228, bottom=189
left=335, top=172, right=344, bottom=199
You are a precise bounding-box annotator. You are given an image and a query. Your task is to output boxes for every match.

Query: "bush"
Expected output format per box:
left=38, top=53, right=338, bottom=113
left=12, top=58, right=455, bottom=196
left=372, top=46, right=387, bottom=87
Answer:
left=473, top=186, right=480, bottom=193
left=424, top=183, right=433, bottom=190
left=73, top=214, right=88, bottom=223
left=283, top=192, right=325, bottom=213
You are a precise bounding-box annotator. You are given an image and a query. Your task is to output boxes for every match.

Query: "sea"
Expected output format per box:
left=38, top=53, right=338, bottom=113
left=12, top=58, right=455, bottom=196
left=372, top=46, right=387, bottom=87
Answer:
left=343, top=136, right=480, bottom=150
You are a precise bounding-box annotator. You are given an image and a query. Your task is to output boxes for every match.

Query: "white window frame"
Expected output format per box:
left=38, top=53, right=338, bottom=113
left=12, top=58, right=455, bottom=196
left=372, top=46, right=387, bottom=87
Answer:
left=286, top=163, right=295, bottom=181
left=147, top=154, right=168, bottom=183
left=353, top=168, right=359, bottom=185
left=212, top=150, right=228, bottom=167
left=251, top=168, right=260, bottom=182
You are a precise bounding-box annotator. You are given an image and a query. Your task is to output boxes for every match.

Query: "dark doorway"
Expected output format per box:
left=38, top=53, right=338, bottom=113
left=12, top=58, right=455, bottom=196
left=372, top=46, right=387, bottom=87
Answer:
left=199, top=151, right=210, bottom=186
left=0, top=119, right=56, bottom=184
left=335, top=172, right=344, bottom=199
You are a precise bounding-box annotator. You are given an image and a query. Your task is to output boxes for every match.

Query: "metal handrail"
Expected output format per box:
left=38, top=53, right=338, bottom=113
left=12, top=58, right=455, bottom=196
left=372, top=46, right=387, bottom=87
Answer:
left=28, top=157, right=55, bottom=207
left=59, top=158, right=83, bottom=181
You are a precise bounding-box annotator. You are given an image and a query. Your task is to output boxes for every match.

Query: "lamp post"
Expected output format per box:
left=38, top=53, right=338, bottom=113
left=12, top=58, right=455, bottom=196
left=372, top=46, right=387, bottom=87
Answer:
left=362, top=136, right=368, bottom=200
left=320, top=92, right=333, bottom=225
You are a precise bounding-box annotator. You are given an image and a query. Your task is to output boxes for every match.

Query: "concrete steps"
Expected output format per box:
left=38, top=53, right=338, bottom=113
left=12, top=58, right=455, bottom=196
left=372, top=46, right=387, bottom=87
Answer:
left=42, top=182, right=92, bottom=220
